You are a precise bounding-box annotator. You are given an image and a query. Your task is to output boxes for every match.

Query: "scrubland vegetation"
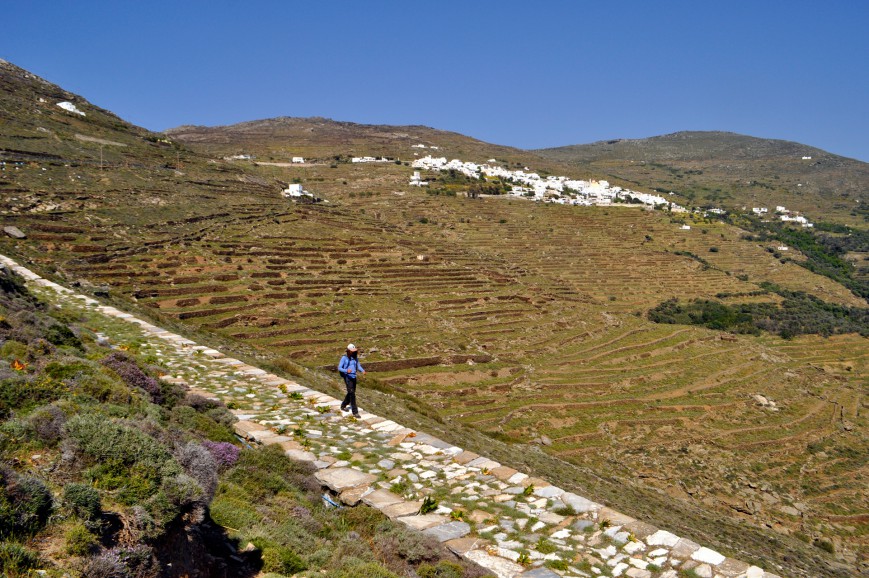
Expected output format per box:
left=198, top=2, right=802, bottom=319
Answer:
left=0, top=267, right=485, bottom=577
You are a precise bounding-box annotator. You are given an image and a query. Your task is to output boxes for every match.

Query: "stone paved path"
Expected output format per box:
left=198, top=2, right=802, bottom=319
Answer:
left=0, top=254, right=780, bottom=578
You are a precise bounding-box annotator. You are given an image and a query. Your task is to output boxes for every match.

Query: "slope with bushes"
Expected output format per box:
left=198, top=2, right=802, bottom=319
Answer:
left=0, top=265, right=487, bottom=577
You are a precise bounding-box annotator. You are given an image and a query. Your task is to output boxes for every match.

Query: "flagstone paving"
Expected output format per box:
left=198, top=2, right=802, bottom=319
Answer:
left=0, top=255, right=781, bottom=578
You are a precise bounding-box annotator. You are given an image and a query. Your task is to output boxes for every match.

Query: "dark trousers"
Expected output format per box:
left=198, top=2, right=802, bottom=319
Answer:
left=341, top=374, right=358, bottom=414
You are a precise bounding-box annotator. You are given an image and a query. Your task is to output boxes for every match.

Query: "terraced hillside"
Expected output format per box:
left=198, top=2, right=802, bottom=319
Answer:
left=1, top=60, right=866, bottom=574
left=535, top=132, right=869, bottom=227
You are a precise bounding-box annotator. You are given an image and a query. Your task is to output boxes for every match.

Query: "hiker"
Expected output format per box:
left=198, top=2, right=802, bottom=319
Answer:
left=338, top=343, right=365, bottom=417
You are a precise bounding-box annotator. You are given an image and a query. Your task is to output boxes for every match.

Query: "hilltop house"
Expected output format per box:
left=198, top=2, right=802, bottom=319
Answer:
left=351, top=156, right=391, bottom=163
left=409, top=171, right=428, bottom=186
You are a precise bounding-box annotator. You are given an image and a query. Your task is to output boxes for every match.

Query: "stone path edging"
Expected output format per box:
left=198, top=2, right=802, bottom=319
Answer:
left=0, top=255, right=781, bottom=578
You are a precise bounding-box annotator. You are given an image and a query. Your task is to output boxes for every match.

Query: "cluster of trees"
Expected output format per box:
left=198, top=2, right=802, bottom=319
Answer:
left=648, top=283, right=869, bottom=338
left=726, top=215, right=869, bottom=301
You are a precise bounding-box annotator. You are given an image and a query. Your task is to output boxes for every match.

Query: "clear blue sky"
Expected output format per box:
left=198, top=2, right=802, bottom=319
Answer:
left=4, top=1, right=869, bottom=161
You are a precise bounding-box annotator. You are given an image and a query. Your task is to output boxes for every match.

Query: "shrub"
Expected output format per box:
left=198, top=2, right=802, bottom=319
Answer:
left=182, top=393, right=219, bottom=411
left=418, top=561, right=465, bottom=578
left=201, top=441, right=240, bottom=471
left=176, top=442, right=218, bottom=503
left=373, top=524, right=440, bottom=566
left=418, top=496, right=438, bottom=515
left=169, top=406, right=236, bottom=443
left=260, top=544, right=307, bottom=574
left=0, top=340, right=28, bottom=360
left=112, top=544, right=156, bottom=577
left=335, top=560, right=400, bottom=578
left=161, top=473, right=204, bottom=508
left=0, top=375, right=65, bottom=417
left=0, top=542, right=40, bottom=576
left=814, top=538, right=835, bottom=554
left=0, top=469, right=53, bottom=538
left=64, top=483, right=101, bottom=521
left=82, top=550, right=126, bottom=578
left=27, top=404, right=66, bottom=445
left=209, top=495, right=260, bottom=530
left=45, top=323, right=82, bottom=349
left=125, top=506, right=157, bottom=542
left=65, top=522, right=97, bottom=556
left=65, top=414, right=180, bottom=480
left=100, top=352, right=163, bottom=404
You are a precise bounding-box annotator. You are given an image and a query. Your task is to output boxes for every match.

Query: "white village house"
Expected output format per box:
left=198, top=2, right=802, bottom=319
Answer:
left=411, top=155, right=686, bottom=211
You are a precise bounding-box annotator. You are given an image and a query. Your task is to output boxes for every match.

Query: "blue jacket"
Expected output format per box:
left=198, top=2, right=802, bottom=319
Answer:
left=338, top=355, right=364, bottom=377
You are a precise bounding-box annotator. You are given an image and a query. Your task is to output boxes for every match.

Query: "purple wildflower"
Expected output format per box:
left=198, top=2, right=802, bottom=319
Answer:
left=201, top=441, right=240, bottom=471
left=100, top=351, right=162, bottom=404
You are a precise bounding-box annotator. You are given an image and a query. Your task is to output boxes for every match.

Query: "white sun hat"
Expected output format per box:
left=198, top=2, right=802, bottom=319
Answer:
left=347, top=343, right=358, bottom=351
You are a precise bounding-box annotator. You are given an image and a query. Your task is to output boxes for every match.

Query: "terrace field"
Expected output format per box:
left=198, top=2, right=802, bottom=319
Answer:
left=1, top=59, right=866, bottom=575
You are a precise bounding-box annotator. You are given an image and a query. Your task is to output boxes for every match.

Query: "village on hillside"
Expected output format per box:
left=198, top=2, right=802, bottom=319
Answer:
left=411, top=154, right=687, bottom=210
left=409, top=153, right=815, bottom=227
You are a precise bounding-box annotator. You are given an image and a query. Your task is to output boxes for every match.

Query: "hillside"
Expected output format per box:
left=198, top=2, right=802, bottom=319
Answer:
left=0, top=264, right=487, bottom=578
left=165, top=117, right=580, bottom=176
left=1, top=60, right=866, bottom=576
left=535, top=131, right=869, bottom=226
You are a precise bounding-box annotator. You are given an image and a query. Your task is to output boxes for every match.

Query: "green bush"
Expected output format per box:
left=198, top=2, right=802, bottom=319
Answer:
left=334, top=559, right=400, bottom=578
left=27, top=404, right=66, bottom=445
left=0, top=376, right=65, bottom=417
left=65, top=414, right=181, bottom=480
left=260, top=544, right=307, bottom=574
left=649, top=284, right=869, bottom=338
left=161, top=473, right=204, bottom=508
left=0, top=470, right=53, bottom=538
left=64, top=523, right=96, bottom=556
left=209, top=494, right=261, bottom=529
left=0, top=541, right=40, bottom=576
left=63, top=483, right=101, bottom=521
left=0, top=340, right=27, bottom=360
left=169, top=406, right=236, bottom=443
left=418, top=561, right=465, bottom=578
left=45, top=323, right=82, bottom=349
left=372, top=524, right=440, bottom=566
left=84, top=462, right=156, bottom=505
left=814, top=539, right=835, bottom=554
left=545, top=559, right=570, bottom=571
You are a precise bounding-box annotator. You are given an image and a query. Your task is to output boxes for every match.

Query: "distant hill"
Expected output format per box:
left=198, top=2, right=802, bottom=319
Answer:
left=536, top=131, right=869, bottom=226
left=166, top=117, right=586, bottom=177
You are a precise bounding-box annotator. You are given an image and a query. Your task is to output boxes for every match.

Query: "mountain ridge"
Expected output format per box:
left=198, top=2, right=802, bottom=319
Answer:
left=537, top=130, right=861, bottom=163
